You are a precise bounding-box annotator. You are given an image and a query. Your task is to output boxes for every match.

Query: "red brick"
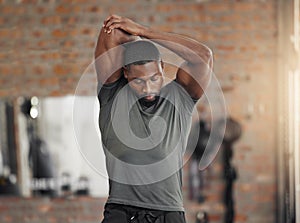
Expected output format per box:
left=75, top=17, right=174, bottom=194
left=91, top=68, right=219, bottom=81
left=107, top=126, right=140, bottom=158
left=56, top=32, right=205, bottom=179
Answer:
left=166, top=14, right=191, bottom=23
left=41, top=51, right=61, bottom=60
left=0, top=17, right=5, bottom=26
left=31, top=30, right=44, bottom=38
left=1, top=5, right=15, bottom=14
left=52, top=29, right=68, bottom=38
left=0, top=64, right=11, bottom=75
left=39, top=77, right=59, bottom=86
left=219, top=13, right=245, bottom=23
left=208, top=214, right=222, bottom=221
left=0, top=204, right=8, bottom=212
left=60, top=0, right=86, bottom=3
left=220, top=32, right=249, bottom=42
left=61, top=40, right=75, bottom=48
left=233, top=2, right=258, bottom=12
left=206, top=2, right=231, bottom=13
left=107, top=5, right=130, bottom=14
left=234, top=214, right=248, bottom=222
left=35, top=6, right=47, bottom=14
left=61, top=52, right=79, bottom=60
left=252, top=194, right=273, bottom=203
left=71, top=5, right=82, bottom=13
left=19, top=0, right=39, bottom=3
left=180, top=4, right=204, bottom=12
left=3, top=215, right=13, bottom=223
left=36, top=39, right=59, bottom=49
left=156, top=4, right=174, bottom=13
left=41, top=16, right=62, bottom=25
left=47, top=217, right=58, bottom=223
left=53, top=64, right=70, bottom=75
left=0, top=28, right=22, bottom=39
left=55, top=5, right=71, bottom=14
left=62, top=16, right=80, bottom=25
left=87, top=5, right=103, bottom=13
left=216, top=45, right=236, bottom=52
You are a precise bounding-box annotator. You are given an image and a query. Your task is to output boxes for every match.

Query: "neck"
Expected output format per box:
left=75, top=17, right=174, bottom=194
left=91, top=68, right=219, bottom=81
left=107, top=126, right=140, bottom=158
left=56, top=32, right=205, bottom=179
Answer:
left=138, top=96, right=159, bottom=108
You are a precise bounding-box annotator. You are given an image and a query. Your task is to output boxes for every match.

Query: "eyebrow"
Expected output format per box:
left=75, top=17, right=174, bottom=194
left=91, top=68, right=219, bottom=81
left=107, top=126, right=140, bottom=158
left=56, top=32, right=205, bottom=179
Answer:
left=132, top=73, right=160, bottom=81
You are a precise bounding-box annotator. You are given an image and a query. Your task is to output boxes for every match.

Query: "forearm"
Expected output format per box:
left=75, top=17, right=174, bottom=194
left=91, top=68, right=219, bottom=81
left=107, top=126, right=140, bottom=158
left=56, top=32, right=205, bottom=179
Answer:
left=102, top=15, right=212, bottom=66
left=94, top=28, right=137, bottom=84
left=138, top=27, right=213, bottom=66
left=94, top=29, right=122, bottom=83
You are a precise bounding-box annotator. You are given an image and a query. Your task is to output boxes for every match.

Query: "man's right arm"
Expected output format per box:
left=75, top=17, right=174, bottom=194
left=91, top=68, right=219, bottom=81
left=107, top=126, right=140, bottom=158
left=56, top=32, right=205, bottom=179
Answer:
left=94, top=27, right=137, bottom=84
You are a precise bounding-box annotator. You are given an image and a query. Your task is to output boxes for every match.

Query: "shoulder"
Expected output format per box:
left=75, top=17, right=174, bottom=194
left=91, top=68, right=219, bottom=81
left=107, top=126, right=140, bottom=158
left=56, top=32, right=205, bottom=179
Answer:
left=97, top=75, right=128, bottom=106
left=163, top=80, right=198, bottom=101
left=161, top=80, right=198, bottom=113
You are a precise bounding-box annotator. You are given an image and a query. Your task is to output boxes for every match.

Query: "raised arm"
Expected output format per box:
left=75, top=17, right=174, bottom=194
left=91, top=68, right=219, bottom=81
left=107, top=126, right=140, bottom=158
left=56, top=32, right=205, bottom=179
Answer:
left=103, top=15, right=213, bottom=99
left=94, top=26, right=138, bottom=84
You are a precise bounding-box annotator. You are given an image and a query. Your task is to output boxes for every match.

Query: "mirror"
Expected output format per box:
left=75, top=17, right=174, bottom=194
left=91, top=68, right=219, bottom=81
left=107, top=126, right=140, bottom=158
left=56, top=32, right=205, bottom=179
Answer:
left=0, top=96, right=109, bottom=198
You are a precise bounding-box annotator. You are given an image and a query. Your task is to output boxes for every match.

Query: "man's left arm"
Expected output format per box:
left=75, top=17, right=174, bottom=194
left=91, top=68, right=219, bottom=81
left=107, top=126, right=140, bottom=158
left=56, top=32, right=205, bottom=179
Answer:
left=103, top=15, right=213, bottom=99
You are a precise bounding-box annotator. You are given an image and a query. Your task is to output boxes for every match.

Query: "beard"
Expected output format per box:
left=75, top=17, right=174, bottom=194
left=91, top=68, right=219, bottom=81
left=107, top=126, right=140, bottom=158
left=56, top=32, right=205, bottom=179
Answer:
left=138, top=95, right=160, bottom=108
left=141, top=93, right=157, bottom=102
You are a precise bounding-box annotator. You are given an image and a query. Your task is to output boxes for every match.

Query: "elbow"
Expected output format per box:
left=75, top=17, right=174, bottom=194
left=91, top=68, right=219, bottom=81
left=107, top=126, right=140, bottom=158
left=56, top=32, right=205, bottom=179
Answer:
left=192, top=45, right=213, bottom=67
left=200, top=47, right=213, bottom=67
left=206, top=48, right=213, bottom=63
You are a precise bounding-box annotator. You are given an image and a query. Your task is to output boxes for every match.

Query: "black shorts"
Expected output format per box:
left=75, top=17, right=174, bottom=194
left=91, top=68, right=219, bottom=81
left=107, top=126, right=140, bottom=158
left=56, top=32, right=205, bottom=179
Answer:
left=101, top=203, right=186, bottom=223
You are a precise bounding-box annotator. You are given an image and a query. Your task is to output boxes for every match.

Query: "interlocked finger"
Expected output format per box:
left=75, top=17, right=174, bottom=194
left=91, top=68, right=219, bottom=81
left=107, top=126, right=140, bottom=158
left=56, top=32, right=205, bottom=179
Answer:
left=104, top=15, right=122, bottom=27
left=106, top=18, right=121, bottom=29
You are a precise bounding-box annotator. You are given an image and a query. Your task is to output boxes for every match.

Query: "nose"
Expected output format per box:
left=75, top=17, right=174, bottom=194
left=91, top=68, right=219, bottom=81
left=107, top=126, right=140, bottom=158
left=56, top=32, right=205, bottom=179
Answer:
left=142, top=81, right=151, bottom=94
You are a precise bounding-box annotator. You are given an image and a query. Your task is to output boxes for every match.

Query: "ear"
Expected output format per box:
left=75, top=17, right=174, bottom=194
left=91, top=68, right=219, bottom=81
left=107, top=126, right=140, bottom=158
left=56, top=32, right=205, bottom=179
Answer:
left=123, top=66, right=129, bottom=79
left=160, top=60, right=164, bottom=69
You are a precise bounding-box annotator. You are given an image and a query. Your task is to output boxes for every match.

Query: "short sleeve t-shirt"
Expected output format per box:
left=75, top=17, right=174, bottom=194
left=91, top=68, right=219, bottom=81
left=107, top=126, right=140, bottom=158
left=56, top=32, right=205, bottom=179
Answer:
left=98, top=75, right=196, bottom=211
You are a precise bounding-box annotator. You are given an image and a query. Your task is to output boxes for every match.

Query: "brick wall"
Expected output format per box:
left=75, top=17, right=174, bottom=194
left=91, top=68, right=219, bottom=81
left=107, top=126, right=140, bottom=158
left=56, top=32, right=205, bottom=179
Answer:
left=0, top=197, right=106, bottom=223
left=0, top=0, right=278, bottom=223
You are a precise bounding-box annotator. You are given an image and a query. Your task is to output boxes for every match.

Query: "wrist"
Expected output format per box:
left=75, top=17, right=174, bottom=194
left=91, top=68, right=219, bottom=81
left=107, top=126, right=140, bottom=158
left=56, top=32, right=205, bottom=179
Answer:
left=138, top=26, right=150, bottom=37
left=107, top=29, right=129, bottom=45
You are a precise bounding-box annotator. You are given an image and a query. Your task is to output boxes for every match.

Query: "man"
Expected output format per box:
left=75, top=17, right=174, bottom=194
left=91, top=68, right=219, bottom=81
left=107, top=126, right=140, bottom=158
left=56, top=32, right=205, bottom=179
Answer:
left=95, top=15, right=212, bottom=223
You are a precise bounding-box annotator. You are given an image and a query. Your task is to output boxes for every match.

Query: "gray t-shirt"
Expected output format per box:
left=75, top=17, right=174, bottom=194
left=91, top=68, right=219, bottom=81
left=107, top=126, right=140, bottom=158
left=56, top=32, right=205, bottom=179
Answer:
left=98, top=76, right=196, bottom=211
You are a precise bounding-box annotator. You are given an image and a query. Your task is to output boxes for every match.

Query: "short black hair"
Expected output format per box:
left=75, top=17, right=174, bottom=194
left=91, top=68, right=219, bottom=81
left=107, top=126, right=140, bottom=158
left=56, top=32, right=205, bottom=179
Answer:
left=124, top=40, right=161, bottom=67
left=124, top=60, right=156, bottom=70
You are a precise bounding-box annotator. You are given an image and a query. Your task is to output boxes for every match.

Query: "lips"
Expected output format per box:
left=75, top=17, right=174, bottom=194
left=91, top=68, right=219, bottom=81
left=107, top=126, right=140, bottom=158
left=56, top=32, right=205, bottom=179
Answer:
left=138, top=92, right=158, bottom=102
left=144, top=95, right=155, bottom=101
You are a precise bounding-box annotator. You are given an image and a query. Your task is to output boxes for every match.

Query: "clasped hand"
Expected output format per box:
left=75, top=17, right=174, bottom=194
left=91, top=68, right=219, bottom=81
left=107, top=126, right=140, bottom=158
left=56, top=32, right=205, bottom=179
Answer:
left=102, top=14, right=146, bottom=36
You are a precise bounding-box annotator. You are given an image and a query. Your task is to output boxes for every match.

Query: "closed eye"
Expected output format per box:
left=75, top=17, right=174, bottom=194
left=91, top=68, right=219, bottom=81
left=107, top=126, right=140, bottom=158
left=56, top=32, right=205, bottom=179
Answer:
left=133, top=78, right=143, bottom=84
left=150, top=74, right=160, bottom=82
